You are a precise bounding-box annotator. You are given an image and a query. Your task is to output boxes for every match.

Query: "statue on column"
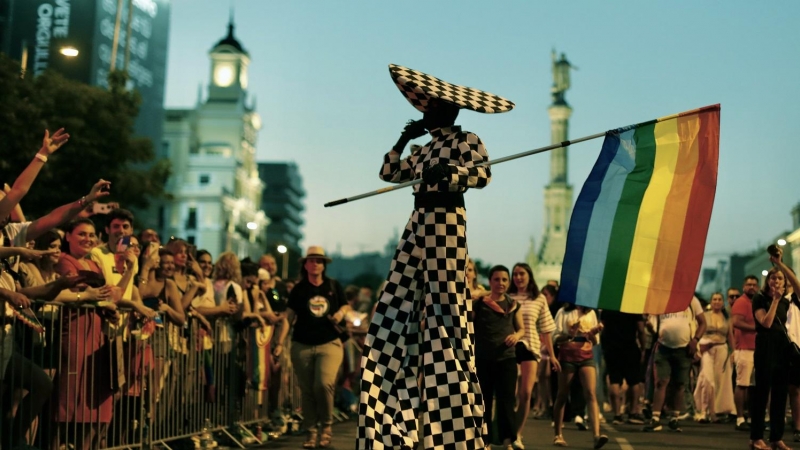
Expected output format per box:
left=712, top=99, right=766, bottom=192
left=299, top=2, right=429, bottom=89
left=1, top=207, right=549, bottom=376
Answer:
left=551, top=50, right=574, bottom=105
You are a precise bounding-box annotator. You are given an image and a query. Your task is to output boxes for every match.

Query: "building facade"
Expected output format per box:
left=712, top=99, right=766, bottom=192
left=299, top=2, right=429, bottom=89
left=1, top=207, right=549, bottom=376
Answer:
left=258, top=162, right=305, bottom=277
left=0, top=0, right=170, bottom=150
left=157, top=21, right=268, bottom=259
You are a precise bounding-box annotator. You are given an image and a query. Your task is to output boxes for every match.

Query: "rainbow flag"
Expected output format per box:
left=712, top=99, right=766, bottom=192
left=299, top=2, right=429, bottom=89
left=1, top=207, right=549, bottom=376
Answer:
left=246, top=325, right=272, bottom=391
left=560, top=104, right=720, bottom=315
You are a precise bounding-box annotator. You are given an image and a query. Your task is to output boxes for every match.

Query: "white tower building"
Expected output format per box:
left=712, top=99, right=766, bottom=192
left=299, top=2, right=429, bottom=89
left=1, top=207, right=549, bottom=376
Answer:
left=158, top=20, right=268, bottom=258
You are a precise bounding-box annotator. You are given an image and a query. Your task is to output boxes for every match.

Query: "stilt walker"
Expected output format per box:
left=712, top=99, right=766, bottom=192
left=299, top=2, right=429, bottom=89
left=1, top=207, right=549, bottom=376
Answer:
left=358, top=64, right=515, bottom=450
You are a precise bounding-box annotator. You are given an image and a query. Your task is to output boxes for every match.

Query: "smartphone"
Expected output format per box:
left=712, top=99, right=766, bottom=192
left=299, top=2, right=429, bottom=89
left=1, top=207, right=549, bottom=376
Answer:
left=187, top=244, right=197, bottom=261
left=116, top=236, right=131, bottom=254
left=93, top=203, right=113, bottom=214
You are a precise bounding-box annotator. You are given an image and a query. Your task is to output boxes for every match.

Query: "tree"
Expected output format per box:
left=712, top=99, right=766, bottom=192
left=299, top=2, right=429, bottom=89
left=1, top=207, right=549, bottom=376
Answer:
left=0, top=53, right=170, bottom=219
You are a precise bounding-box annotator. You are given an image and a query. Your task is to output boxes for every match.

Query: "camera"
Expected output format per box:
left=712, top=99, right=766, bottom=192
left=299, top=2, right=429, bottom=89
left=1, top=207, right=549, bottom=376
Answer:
left=767, top=244, right=780, bottom=258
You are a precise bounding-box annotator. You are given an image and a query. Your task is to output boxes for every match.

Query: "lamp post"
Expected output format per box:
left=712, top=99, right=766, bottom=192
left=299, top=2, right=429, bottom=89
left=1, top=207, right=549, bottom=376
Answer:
left=277, top=245, right=288, bottom=280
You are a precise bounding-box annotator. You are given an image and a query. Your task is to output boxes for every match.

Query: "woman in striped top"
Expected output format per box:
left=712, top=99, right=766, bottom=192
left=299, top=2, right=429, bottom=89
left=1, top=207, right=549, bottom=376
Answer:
left=508, top=263, right=560, bottom=449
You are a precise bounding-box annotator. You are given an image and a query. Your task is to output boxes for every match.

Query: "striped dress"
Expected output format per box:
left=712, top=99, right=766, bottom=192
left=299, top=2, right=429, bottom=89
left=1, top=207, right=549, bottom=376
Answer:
left=510, top=293, right=556, bottom=359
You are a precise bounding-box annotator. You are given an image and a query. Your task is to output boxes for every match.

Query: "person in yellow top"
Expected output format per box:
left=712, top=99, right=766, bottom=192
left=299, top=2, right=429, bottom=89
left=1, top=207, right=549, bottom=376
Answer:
left=89, top=208, right=154, bottom=318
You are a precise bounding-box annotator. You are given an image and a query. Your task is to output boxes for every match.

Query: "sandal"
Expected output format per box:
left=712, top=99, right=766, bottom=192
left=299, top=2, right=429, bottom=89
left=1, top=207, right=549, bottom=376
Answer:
left=302, top=430, right=318, bottom=449
left=771, top=442, right=792, bottom=450
left=593, top=435, right=609, bottom=449
left=318, top=427, right=333, bottom=448
left=553, top=435, right=567, bottom=447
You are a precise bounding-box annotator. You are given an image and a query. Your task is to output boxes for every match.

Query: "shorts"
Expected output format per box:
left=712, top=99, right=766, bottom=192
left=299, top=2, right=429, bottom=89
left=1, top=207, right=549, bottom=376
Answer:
left=654, top=344, right=692, bottom=386
left=734, top=349, right=755, bottom=387
left=603, top=344, right=643, bottom=386
left=515, top=343, right=540, bottom=364
left=562, top=357, right=596, bottom=373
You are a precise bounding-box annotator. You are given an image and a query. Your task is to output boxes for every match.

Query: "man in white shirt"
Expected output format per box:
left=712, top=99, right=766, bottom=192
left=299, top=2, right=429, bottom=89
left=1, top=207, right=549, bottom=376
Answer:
left=644, top=296, right=706, bottom=432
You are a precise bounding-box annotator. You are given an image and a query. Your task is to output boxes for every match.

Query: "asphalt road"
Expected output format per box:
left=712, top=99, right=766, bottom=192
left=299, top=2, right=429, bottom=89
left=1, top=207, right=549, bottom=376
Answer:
left=254, top=413, right=780, bottom=450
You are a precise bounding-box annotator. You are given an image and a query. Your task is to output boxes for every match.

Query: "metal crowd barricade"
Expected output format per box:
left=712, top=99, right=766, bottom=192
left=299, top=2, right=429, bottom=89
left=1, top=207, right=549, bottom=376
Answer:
left=0, top=300, right=306, bottom=450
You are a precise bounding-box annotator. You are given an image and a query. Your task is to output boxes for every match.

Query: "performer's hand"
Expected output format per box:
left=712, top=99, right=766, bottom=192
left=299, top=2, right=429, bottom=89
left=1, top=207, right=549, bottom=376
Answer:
left=401, top=120, right=427, bottom=140
left=422, top=163, right=450, bottom=186
left=392, top=120, right=427, bottom=153
left=551, top=357, right=561, bottom=373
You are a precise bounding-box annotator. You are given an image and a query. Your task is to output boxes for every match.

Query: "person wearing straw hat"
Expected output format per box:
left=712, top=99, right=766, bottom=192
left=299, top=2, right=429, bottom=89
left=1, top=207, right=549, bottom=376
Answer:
left=285, top=245, right=349, bottom=448
left=358, top=64, right=514, bottom=450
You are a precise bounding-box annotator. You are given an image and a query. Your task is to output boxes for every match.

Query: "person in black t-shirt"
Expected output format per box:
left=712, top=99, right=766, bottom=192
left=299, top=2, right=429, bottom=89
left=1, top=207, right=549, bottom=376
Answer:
left=285, top=246, right=349, bottom=449
left=601, top=310, right=646, bottom=425
left=749, top=247, right=800, bottom=450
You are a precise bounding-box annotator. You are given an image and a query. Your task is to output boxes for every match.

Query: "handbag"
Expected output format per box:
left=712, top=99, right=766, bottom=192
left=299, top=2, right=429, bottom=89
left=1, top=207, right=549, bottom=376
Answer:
left=774, top=315, right=800, bottom=361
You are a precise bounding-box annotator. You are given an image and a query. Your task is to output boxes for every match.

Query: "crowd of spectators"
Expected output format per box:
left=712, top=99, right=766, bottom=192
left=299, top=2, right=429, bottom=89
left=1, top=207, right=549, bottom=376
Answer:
left=0, top=129, right=373, bottom=450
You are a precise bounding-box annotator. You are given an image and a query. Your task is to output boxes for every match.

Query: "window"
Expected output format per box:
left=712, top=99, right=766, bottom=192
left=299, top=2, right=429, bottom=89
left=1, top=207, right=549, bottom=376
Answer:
left=199, top=174, right=210, bottom=185
left=186, top=207, right=197, bottom=230
left=161, top=141, right=170, bottom=158
left=187, top=236, right=196, bottom=245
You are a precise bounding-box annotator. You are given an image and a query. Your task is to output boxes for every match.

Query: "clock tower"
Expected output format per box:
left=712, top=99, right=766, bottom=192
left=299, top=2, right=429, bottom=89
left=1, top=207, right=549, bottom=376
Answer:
left=209, top=19, right=249, bottom=102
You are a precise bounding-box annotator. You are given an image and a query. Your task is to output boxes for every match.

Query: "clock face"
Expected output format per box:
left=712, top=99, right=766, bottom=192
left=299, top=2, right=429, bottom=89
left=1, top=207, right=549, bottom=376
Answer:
left=214, top=63, right=234, bottom=87
left=239, top=68, right=248, bottom=89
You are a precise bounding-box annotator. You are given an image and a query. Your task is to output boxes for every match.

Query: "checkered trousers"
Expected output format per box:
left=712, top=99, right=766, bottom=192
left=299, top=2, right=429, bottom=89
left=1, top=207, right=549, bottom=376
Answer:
left=359, top=128, right=490, bottom=450
left=358, top=208, right=486, bottom=450
left=379, top=126, right=490, bottom=193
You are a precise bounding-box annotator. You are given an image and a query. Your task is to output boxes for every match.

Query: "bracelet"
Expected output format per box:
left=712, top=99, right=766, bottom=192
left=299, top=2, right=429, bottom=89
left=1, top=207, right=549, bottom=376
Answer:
left=34, top=153, right=48, bottom=163
left=78, top=196, right=86, bottom=207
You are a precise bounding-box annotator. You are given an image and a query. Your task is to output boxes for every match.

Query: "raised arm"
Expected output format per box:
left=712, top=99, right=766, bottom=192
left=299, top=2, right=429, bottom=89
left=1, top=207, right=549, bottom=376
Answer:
left=380, top=120, right=427, bottom=183
left=25, top=179, right=111, bottom=242
left=0, top=129, right=70, bottom=219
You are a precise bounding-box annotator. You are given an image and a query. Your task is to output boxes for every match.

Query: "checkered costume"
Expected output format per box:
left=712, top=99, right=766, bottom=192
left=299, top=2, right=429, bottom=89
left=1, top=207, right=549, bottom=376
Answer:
left=358, top=126, right=491, bottom=450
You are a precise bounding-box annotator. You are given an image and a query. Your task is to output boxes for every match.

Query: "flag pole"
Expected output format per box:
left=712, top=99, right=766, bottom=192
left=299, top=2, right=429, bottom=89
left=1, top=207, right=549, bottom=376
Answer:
left=323, top=104, right=720, bottom=208
left=323, top=131, right=605, bottom=208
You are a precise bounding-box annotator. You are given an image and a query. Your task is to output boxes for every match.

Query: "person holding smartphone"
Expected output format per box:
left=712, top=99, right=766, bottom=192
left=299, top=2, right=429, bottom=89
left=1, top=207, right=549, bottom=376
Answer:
left=748, top=246, right=800, bottom=450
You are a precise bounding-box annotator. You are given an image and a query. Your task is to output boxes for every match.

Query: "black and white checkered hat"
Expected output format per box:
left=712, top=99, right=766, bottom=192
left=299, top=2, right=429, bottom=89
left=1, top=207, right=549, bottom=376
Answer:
left=389, top=64, right=515, bottom=114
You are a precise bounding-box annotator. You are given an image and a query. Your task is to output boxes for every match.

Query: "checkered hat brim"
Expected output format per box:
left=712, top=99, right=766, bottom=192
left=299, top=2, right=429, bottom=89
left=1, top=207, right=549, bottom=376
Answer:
left=389, top=64, right=515, bottom=114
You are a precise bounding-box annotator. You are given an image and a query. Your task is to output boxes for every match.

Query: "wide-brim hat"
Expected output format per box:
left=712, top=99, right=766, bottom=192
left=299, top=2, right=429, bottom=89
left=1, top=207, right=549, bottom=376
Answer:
left=299, top=245, right=332, bottom=263
left=389, top=64, right=515, bottom=114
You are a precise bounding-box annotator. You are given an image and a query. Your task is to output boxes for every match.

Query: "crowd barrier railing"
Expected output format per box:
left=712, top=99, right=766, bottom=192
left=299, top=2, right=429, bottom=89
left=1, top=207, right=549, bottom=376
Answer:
left=0, top=301, right=304, bottom=450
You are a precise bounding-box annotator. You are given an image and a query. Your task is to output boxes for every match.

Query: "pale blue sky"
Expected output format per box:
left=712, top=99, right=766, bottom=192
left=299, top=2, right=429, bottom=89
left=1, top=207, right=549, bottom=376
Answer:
left=165, top=0, right=800, bottom=269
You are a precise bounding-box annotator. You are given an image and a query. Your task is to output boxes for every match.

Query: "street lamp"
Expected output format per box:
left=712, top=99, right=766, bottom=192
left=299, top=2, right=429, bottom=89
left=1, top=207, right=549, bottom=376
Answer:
left=59, top=46, right=79, bottom=57
left=277, top=245, right=288, bottom=280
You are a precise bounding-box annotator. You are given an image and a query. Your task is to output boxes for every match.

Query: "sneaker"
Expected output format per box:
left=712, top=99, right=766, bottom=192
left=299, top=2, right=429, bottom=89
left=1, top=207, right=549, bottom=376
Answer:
left=593, top=434, right=609, bottom=449
left=668, top=417, right=682, bottom=432
left=677, top=412, right=690, bottom=421
left=627, top=413, right=646, bottom=425
left=643, top=417, right=663, bottom=432
left=612, top=415, right=624, bottom=425
left=512, top=438, right=525, bottom=450
left=575, top=415, right=588, bottom=431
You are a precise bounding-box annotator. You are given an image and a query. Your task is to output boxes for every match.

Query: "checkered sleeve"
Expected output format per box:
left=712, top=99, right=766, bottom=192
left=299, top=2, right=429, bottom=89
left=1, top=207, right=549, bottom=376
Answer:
left=379, top=150, right=414, bottom=183
left=447, top=132, right=491, bottom=188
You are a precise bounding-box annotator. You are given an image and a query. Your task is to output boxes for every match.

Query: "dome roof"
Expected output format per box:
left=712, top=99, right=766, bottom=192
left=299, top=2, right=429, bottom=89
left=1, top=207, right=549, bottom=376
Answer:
left=213, top=21, right=248, bottom=55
